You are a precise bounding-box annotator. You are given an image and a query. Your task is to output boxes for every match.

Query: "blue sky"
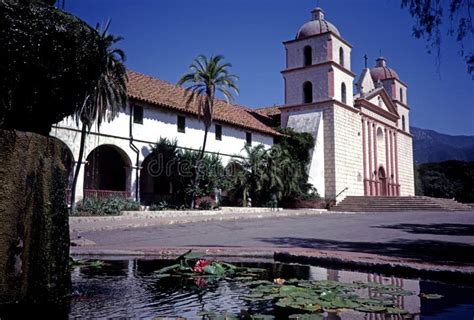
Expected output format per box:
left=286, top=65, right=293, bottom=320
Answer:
left=66, top=0, right=473, bottom=135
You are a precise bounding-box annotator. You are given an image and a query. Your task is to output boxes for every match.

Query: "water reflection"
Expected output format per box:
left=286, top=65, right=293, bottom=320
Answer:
left=68, top=259, right=474, bottom=319
left=309, top=266, right=420, bottom=319
left=1, top=259, right=472, bottom=319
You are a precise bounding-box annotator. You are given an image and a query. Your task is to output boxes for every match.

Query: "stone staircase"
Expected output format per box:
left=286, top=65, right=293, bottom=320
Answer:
left=332, top=196, right=473, bottom=212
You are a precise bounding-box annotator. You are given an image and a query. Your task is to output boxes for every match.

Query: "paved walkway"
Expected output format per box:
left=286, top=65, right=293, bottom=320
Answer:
left=71, top=210, right=474, bottom=269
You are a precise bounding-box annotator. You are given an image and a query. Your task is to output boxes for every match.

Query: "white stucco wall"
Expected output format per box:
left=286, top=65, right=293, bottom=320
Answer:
left=330, top=36, right=352, bottom=70
left=395, top=102, right=410, bottom=133
left=333, top=68, right=354, bottom=106
left=286, top=109, right=325, bottom=197
left=51, top=104, right=275, bottom=201
left=132, top=103, right=273, bottom=159
left=285, top=34, right=330, bottom=69
left=283, top=67, right=330, bottom=105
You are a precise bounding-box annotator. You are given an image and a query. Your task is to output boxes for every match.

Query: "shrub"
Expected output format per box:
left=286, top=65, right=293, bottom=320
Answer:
left=75, top=197, right=140, bottom=216
left=195, top=196, right=216, bottom=210
left=149, top=201, right=175, bottom=211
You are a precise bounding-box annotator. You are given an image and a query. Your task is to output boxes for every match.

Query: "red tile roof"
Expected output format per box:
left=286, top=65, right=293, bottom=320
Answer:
left=255, top=105, right=282, bottom=117
left=127, top=70, right=280, bottom=136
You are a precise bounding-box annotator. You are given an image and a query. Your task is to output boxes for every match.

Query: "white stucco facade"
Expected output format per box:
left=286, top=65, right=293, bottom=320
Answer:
left=51, top=102, right=274, bottom=202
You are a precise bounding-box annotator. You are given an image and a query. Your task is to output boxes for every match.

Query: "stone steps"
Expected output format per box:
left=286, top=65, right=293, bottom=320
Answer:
left=332, top=196, right=473, bottom=212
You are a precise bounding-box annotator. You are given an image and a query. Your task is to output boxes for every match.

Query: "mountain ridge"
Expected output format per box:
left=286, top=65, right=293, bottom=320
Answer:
left=411, top=127, right=474, bottom=164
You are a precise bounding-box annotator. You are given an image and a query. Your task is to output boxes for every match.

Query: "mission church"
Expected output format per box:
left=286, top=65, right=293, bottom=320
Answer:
left=52, top=6, right=415, bottom=204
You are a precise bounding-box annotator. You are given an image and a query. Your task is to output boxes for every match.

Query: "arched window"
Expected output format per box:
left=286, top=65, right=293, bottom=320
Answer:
left=399, top=88, right=404, bottom=103
left=402, top=115, right=406, bottom=131
left=303, top=81, right=313, bottom=103
left=341, top=83, right=347, bottom=104
left=339, top=47, right=344, bottom=67
left=377, top=127, right=384, bottom=142
left=304, top=46, right=312, bottom=66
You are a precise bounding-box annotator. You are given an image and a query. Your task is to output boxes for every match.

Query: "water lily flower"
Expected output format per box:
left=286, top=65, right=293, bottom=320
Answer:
left=194, top=277, right=208, bottom=288
left=193, top=259, right=210, bottom=273
left=274, top=278, right=286, bottom=285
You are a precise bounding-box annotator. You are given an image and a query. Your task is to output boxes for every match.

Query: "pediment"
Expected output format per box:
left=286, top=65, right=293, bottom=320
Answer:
left=360, top=88, right=399, bottom=117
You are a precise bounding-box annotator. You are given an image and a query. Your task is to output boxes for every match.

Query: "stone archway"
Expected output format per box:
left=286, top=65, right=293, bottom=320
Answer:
left=84, top=145, right=131, bottom=199
left=378, top=166, right=388, bottom=196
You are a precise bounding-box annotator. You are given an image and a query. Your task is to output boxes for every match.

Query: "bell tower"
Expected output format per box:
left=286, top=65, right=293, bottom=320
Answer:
left=282, top=8, right=355, bottom=108
left=280, top=7, right=364, bottom=201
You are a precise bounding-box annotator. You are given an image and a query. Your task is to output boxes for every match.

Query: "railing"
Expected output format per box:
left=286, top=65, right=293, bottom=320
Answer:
left=83, top=189, right=131, bottom=200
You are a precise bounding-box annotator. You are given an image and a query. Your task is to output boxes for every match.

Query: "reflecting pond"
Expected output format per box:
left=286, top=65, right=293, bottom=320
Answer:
left=2, top=258, right=474, bottom=319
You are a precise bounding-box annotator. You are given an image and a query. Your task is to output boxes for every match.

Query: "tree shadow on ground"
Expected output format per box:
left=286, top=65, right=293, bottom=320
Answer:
left=372, top=223, right=474, bottom=236
left=255, top=237, right=474, bottom=265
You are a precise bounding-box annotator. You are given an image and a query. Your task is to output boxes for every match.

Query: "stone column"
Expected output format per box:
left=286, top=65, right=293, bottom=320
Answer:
left=0, top=130, right=71, bottom=305
left=367, top=120, right=373, bottom=196
left=384, top=127, right=390, bottom=196
left=394, top=132, right=400, bottom=195
left=130, top=164, right=141, bottom=202
left=72, top=161, right=86, bottom=202
left=361, top=118, right=368, bottom=195
left=373, top=123, right=378, bottom=196
left=389, top=130, right=395, bottom=195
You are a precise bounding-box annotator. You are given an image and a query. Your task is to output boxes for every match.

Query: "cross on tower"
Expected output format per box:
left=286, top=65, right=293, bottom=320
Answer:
left=364, top=54, right=368, bottom=68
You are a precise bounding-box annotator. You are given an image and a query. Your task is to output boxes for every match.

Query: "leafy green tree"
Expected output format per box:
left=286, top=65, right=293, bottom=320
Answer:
left=230, top=143, right=311, bottom=207
left=145, top=139, right=227, bottom=207
left=414, top=163, right=424, bottom=196
left=418, top=160, right=474, bottom=202
left=69, top=21, right=128, bottom=213
left=275, top=127, right=315, bottom=197
left=0, top=0, right=103, bottom=134
left=177, top=54, right=239, bottom=206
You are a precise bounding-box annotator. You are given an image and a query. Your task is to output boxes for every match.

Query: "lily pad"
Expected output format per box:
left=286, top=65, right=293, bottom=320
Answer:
left=288, top=314, right=324, bottom=320
left=203, top=263, right=226, bottom=276
left=356, top=305, right=387, bottom=313
left=420, top=293, right=444, bottom=299
left=154, top=264, right=181, bottom=275
left=319, top=290, right=336, bottom=301
left=386, top=307, right=409, bottom=314
left=181, top=251, right=206, bottom=261
left=250, top=315, right=275, bottom=320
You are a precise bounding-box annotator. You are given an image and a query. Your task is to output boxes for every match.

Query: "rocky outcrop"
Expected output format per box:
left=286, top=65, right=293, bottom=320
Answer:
left=0, top=130, right=70, bottom=304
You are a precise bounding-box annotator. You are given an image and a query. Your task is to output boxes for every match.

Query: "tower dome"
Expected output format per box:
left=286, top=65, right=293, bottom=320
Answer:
left=296, top=8, right=340, bottom=39
left=370, top=57, right=400, bottom=81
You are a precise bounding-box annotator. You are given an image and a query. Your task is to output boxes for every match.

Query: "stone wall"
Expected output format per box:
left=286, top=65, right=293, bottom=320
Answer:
left=0, top=130, right=70, bottom=304
left=397, top=132, right=415, bottom=196
left=332, top=106, right=364, bottom=199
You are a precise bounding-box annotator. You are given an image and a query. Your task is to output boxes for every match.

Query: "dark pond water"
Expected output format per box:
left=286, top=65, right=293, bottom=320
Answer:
left=1, top=258, right=474, bottom=319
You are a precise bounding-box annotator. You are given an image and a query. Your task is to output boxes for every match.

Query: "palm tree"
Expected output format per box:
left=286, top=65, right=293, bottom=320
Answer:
left=231, top=144, right=305, bottom=207
left=177, top=55, right=239, bottom=207
left=178, top=55, right=239, bottom=159
left=231, top=144, right=268, bottom=206
left=69, top=21, right=128, bottom=213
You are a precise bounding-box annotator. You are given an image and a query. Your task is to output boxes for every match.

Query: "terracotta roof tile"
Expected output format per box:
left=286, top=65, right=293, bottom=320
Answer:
left=127, top=70, right=280, bottom=136
left=255, top=105, right=282, bottom=117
